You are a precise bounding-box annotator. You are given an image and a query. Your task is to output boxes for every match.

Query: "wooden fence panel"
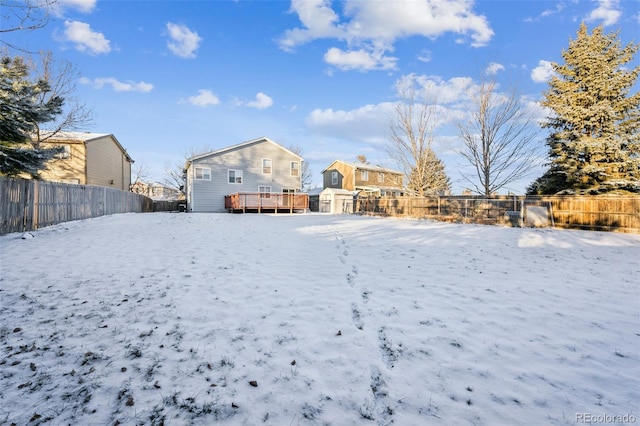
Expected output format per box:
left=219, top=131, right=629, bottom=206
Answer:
left=0, top=177, right=153, bottom=235
left=356, top=195, right=639, bottom=233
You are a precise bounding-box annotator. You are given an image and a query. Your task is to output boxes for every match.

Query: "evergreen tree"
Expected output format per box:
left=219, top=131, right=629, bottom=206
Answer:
left=0, top=55, right=63, bottom=178
left=407, top=148, right=451, bottom=195
left=530, top=23, right=640, bottom=194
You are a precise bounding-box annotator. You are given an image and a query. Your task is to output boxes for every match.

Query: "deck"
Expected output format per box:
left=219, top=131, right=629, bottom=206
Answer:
left=224, top=192, right=309, bottom=213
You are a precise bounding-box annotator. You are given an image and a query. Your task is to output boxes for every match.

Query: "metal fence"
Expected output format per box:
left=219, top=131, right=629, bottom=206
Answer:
left=356, top=195, right=640, bottom=233
left=0, top=177, right=154, bottom=235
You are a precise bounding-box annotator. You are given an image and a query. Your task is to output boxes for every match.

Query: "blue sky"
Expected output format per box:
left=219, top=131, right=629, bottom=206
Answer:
left=5, top=0, right=640, bottom=193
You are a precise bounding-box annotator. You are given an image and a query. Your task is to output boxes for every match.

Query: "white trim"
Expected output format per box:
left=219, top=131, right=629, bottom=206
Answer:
left=259, top=185, right=272, bottom=198
left=195, top=166, right=211, bottom=180
left=262, top=158, right=272, bottom=175
left=290, top=161, right=300, bottom=177
left=331, top=171, right=338, bottom=185
left=228, top=169, right=243, bottom=184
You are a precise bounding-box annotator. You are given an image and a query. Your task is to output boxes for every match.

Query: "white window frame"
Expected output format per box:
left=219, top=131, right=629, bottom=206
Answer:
left=331, top=171, right=338, bottom=185
left=259, top=185, right=271, bottom=198
left=378, top=172, right=385, bottom=183
left=228, top=169, right=243, bottom=184
left=361, top=170, right=368, bottom=181
left=195, top=167, right=211, bottom=180
left=55, top=144, right=71, bottom=159
left=290, top=161, right=300, bottom=177
left=262, top=158, right=272, bottom=175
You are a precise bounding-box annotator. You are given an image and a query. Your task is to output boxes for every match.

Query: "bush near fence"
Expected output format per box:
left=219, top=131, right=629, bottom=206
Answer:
left=355, top=195, right=640, bottom=233
left=0, top=177, right=153, bottom=235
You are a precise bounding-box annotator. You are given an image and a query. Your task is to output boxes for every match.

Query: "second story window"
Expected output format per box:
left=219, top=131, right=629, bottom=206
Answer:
left=262, top=158, right=272, bottom=174
left=55, top=144, right=71, bottom=159
left=195, top=167, right=211, bottom=180
left=361, top=170, right=368, bottom=181
left=331, top=171, right=338, bottom=185
left=228, top=169, right=243, bottom=184
left=290, top=161, right=299, bottom=177
left=378, top=172, right=384, bottom=183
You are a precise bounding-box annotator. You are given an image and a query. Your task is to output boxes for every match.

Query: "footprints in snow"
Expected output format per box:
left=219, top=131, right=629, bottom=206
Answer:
left=331, top=226, right=396, bottom=425
left=332, top=226, right=367, bottom=331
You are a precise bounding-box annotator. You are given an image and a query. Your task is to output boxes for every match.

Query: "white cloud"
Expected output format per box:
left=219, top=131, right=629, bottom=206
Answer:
left=58, top=0, right=96, bottom=13
left=324, top=47, right=397, bottom=71
left=587, top=0, right=622, bottom=26
left=417, top=49, right=432, bottom=63
left=187, top=89, right=220, bottom=107
left=306, top=103, right=394, bottom=144
left=396, top=74, right=477, bottom=105
left=485, top=62, right=505, bottom=75
left=244, top=92, right=274, bottom=110
left=531, top=60, right=555, bottom=83
left=166, top=22, right=202, bottom=59
left=540, top=2, right=565, bottom=17
left=62, top=20, right=110, bottom=55
left=278, top=0, right=493, bottom=72
left=80, top=77, right=154, bottom=93
left=278, top=0, right=345, bottom=52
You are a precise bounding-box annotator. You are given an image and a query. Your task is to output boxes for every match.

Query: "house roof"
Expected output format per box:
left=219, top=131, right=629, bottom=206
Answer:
left=321, top=160, right=403, bottom=175
left=38, top=131, right=134, bottom=163
left=186, top=137, right=303, bottom=164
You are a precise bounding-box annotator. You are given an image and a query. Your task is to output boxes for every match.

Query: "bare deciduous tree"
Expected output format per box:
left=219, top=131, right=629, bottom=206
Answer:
left=457, top=80, right=541, bottom=195
left=286, top=144, right=312, bottom=191
left=1, top=0, right=58, bottom=50
left=163, top=146, right=214, bottom=197
left=29, top=52, right=93, bottom=147
left=386, top=78, right=450, bottom=196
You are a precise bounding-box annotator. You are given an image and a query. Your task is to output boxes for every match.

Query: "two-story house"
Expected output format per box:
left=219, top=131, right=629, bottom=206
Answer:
left=184, top=137, right=305, bottom=212
left=321, top=160, right=405, bottom=196
left=37, top=132, right=134, bottom=191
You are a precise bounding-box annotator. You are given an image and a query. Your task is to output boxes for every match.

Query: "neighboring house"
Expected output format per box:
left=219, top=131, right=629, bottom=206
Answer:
left=131, top=181, right=183, bottom=200
left=37, top=132, right=134, bottom=191
left=321, top=160, right=405, bottom=196
left=184, top=137, right=303, bottom=212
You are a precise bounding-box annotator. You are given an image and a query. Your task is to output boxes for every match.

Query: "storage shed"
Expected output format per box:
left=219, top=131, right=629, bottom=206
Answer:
left=319, top=188, right=354, bottom=214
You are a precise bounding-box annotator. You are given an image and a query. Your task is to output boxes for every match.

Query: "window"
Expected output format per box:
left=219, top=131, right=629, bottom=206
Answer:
left=262, top=158, right=272, bottom=174
left=259, top=185, right=271, bottom=198
left=361, top=170, right=368, bottom=181
left=331, top=171, right=338, bottom=185
left=290, top=161, right=299, bottom=177
left=55, top=145, right=71, bottom=159
left=378, top=172, right=385, bottom=183
left=228, top=169, right=243, bottom=184
left=195, top=167, right=211, bottom=180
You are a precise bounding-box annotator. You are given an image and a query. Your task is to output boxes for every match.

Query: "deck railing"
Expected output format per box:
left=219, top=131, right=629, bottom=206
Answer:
left=224, top=192, right=309, bottom=213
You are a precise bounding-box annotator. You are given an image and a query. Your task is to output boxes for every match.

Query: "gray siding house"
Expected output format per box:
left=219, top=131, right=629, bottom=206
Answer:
left=184, top=137, right=303, bottom=212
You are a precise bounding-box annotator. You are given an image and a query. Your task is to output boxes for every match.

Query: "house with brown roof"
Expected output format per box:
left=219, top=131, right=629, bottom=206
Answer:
left=38, top=132, right=134, bottom=191
left=321, top=160, right=405, bottom=196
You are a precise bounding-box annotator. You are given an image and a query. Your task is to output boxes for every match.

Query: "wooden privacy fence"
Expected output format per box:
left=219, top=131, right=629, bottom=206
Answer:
left=0, top=177, right=153, bottom=235
left=356, top=195, right=640, bottom=233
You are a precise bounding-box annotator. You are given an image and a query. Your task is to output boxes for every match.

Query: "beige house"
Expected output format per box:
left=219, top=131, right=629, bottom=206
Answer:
left=38, top=132, right=134, bottom=191
left=131, top=181, right=183, bottom=200
left=321, top=160, right=405, bottom=196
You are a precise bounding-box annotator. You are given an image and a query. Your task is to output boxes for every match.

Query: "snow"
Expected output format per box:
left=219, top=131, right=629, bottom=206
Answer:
left=1, top=212, right=638, bottom=425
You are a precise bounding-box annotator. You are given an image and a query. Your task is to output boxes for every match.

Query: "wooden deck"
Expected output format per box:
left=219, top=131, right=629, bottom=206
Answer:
left=224, top=192, right=309, bottom=213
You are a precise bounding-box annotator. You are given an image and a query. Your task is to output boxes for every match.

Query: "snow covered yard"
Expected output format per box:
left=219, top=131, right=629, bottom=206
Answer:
left=0, top=212, right=638, bottom=426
